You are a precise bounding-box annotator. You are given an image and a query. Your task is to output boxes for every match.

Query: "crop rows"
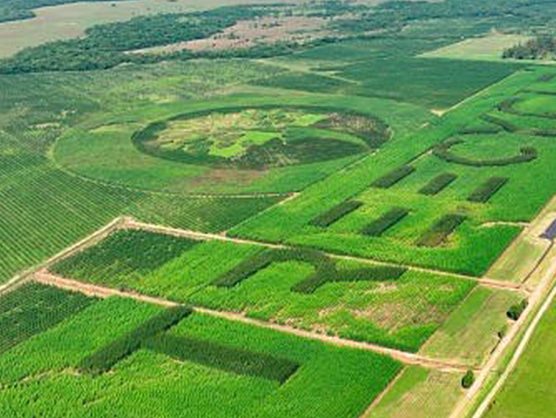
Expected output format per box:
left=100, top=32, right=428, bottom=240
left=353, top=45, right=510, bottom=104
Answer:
left=79, top=306, right=192, bottom=375
left=418, top=173, right=458, bottom=195
left=53, top=230, right=198, bottom=283
left=371, top=165, right=415, bottom=188
left=0, top=283, right=95, bottom=354
left=467, top=177, right=509, bottom=203
left=212, top=247, right=407, bottom=294
left=145, top=333, right=299, bottom=383
left=310, top=200, right=363, bottom=227
left=361, top=207, right=410, bottom=237
left=416, top=214, right=467, bottom=247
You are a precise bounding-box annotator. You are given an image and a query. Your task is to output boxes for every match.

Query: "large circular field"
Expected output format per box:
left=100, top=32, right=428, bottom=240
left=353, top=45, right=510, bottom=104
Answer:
left=53, top=101, right=392, bottom=194
left=133, top=107, right=387, bottom=170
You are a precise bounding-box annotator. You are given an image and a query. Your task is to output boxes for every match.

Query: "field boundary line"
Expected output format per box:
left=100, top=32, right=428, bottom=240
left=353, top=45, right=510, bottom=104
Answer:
left=360, top=369, right=405, bottom=418
left=0, top=216, right=126, bottom=297
left=123, top=217, right=527, bottom=293
left=32, top=271, right=474, bottom=373
left=449, top=237, right=556, bottom=418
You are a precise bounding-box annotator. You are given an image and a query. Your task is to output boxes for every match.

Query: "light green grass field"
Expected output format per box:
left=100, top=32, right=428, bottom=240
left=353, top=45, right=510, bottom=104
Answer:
left=421, top=33, right=532, bottom=62
left=484, top=298, right=556, bottom=418
left=419, top=286, right=520, bottom=367
left=370, top=366, right=463, bottom=418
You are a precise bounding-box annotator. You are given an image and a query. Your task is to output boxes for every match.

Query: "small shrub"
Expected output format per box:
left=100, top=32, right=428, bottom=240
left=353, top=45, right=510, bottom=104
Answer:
left=418, top=173, right=457, bottom=196
left=310, top=200, right=363, bottom=228
left=416, top=214, right=467, bottom=247
left=371, top=165, right=415, bottom=189
left=361, top=207, right=409, bottom=236
left=467, top=177, right=509, bottom=203
left=507, top=299, right=528, bottom=321
left=461, top=370, right=475, bottom=389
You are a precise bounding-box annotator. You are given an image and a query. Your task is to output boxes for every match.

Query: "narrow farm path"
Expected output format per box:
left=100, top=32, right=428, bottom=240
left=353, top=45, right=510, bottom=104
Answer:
left=123, top=218, right=527, bottom=294
left=33, top=270, right=474, bottom=373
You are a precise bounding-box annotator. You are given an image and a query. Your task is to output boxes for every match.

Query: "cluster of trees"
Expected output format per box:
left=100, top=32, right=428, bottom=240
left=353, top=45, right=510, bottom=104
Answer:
left=503, top=36, right=556, bottom=60
left=0, top=4, right=282, bottom=73
left=334, top=0, right=556, bottom=34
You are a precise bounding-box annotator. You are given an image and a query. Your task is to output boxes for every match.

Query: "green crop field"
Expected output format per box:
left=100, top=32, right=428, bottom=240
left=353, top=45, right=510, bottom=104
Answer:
left=0, top=293, right=401, bottom=417
left=1, top=0, right=556, bottom=416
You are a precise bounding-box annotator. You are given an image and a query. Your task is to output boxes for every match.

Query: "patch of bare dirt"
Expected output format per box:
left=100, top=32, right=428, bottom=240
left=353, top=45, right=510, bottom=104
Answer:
left=130, top=16, right=329, bottom=55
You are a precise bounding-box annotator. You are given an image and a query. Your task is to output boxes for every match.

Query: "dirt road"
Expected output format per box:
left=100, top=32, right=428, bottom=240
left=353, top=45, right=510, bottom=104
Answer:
left=34, top=270, right=474, bottom=373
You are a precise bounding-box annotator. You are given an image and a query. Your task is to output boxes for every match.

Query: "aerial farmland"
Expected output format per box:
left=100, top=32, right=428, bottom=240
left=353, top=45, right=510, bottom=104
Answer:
left=1, top=0, right=556, bottom=417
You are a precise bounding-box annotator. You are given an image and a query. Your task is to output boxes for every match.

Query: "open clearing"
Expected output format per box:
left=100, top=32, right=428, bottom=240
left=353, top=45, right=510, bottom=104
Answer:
left=421, top=33, right=532, bottom=62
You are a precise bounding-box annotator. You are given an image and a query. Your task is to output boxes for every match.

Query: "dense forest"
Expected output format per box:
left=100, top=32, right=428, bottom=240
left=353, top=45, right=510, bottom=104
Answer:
left=503, top=36, right=556, bottom=60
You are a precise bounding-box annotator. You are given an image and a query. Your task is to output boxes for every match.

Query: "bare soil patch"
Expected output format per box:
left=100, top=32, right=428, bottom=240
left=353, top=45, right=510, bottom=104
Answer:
left=130, top=16, right=329, bottom=55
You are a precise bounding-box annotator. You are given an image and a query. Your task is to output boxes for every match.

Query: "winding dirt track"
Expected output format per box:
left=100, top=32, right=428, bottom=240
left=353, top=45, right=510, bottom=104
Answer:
left=33, top=270, right=473, bottom=373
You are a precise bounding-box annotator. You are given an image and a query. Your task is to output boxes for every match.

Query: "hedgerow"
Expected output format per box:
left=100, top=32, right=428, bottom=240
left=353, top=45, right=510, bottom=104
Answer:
left=212, top=248, right=332, bottom=288
left=433, top=138, right=538, bottom=167
left=416, top=214, right=467, bottom=247
left=361, top=207, right=409, bottom=236
left=144, top=334, right=299, bottom=383
left=418, top=173, right=457, bottom=195
left=371, top=165, right=415, bottom=188
left=310, top=200, right=363, bottom=227
left=467, top=177, right=509, bottom=203
left=212, top=246, right=406, bottom=293
left=480, top=114, right=519, bottom=133
left=293, top=265, right=407, bottom=293
left=78, top=306, right=191, bottom=375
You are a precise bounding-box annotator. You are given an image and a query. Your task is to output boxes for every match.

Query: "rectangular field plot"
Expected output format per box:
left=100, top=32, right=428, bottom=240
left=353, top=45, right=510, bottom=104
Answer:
left=484, top=299, right=556, bottom=418
left=419, top=286, right=521, bottom=367
left=50, top=229, right=476, bottom=352
left=369, top=366, right=463, bottom=418
left=0, top=283, right=96, bottom=354
left=0, top=297, right=401, bottom=418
